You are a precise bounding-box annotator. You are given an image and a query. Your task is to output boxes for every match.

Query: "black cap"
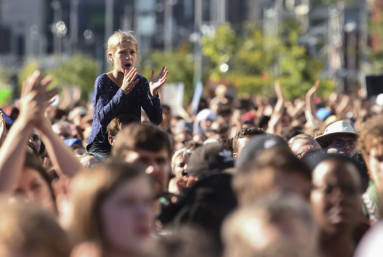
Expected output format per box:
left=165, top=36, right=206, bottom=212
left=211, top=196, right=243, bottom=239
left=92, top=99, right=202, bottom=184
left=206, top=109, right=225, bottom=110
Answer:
left=187, top=143, right=234, bottom=179
left=235, top=135, right=289, bottom=171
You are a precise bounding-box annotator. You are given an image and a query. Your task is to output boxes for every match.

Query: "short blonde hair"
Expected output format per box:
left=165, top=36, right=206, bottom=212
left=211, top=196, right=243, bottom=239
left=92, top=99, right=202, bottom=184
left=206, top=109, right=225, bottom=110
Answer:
left=106, top=30, right=138, bottom=64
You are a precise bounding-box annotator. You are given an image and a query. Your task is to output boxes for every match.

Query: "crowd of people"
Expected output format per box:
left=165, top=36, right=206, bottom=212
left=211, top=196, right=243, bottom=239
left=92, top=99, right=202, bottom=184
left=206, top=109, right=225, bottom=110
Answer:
left=0, top=30, right=383, bottom=257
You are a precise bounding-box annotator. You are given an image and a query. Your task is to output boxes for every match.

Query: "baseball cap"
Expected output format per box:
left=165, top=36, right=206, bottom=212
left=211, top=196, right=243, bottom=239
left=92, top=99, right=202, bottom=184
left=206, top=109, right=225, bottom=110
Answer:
left=235, top=135, right=289, bottom=171
left=241, top=111, right=256, bottom=125
left=63, top=138, right=83, bottom=147
left=187, top=143, right=234, bottom=179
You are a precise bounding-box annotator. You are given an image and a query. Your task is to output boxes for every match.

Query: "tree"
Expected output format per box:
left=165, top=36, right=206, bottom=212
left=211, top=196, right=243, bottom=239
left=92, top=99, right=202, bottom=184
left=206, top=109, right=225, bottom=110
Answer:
left=201, top=22, right=336, bottom=99
left=141, top=42, right=196, bottom=105
left=19, top=53, right=99, bottom=102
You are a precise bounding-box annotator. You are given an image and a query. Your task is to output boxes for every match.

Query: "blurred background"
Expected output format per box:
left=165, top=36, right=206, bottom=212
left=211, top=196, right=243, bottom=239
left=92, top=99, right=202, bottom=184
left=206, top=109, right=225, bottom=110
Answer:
left=0, top=0, right=380, bottom=105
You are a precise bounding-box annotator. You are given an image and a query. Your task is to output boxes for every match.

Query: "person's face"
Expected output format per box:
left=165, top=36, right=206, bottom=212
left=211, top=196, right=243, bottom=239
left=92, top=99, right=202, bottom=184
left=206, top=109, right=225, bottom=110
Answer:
left=124, top=148, right=170, bottom=198
left=325, top=135, right=356, bottom=155
left=29, top=130, right=41, bottom=153
left=234, top=137, right=251, bottom=159
left=367, top=147, right=383, bottom=189
left=311, top=160, right=361, bottom=235
left=291, top=138, right=322, bottom=159
left=173, top=155, right=189, bottom=178
left=10, top=167, right=55, bottom=214
left=52, top=125, right=72, bottom=140
left=281, top=114, right=291, bottom=128
left=174, top=131, right=192, bottom=151
left=109, top=41, right=138, bottom=74
left=193, top=133, right=207, bottom=143
left=200, top=119, right=213, bottom=132
left=101, top=176, right=154, bottom=255
left=80, top=156, right=101, bottom=168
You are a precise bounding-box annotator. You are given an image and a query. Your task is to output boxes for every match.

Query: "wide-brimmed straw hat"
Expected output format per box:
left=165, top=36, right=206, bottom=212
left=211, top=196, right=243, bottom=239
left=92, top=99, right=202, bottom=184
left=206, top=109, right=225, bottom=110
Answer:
left=315, top=120, right=359, bottom=147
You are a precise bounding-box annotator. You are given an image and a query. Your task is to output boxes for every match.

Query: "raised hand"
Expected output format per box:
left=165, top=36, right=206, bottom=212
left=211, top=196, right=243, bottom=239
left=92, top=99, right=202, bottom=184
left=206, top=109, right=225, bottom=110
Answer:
left=19, top=71, right=59, bottom=127
left=307, top=80, right=320, bottom=97
left=121, top=67, right=139, bottom=95
left=275, top=81, right=284, bottom=100
left=149, top=66, right=168, bottom=96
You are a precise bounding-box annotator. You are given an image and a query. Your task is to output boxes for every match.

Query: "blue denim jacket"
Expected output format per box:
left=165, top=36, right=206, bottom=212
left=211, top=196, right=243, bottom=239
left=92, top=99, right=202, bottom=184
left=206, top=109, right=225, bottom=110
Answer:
left=87, top=73, right=163, bottom=148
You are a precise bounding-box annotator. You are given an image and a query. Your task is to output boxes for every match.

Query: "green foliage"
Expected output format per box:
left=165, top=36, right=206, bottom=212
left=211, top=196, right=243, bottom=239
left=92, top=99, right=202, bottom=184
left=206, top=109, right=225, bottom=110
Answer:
left=47, top=53, right=99, bottom=101
left=367, top=8, right=383, bottom=74
left=141, top=43, right=195, bottom=104
left=19, top=53, right=99, bottom=101
left=201, top=22, right=336, bottom=99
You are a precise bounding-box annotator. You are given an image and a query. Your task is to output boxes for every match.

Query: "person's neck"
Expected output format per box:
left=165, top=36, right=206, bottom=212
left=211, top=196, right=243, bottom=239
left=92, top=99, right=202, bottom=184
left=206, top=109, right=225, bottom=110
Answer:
left=319, top=231, right=354, bottom=257
left=108, top=70, right=124, bottom=87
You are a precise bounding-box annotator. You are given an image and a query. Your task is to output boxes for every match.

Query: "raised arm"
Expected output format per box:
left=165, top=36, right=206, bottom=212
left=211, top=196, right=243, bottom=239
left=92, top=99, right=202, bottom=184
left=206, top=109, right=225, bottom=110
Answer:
left=0, top=71, right=58, bottom=192
left=267, top=81, right=285, bottom=135
left=141, top=67, right=168, bottom=125
left=37, top=117, right=83, bottom=178
left=306, top=80, right=320, bottom=119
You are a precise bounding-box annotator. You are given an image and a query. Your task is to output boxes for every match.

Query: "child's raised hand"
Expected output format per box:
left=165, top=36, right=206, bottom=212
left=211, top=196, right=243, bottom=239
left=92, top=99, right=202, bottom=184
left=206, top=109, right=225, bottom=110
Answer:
left=121, top=67, right=139, bottom=95
left=149, top=66, right=168, bottom=97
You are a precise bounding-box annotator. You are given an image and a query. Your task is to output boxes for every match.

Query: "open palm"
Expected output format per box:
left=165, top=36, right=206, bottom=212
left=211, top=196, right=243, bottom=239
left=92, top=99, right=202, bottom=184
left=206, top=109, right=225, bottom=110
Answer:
left=149, top=66, right=168, bottom=96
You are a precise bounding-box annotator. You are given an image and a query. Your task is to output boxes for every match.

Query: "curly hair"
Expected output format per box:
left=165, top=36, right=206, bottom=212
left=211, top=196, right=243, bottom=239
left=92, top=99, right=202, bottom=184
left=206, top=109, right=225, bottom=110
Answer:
left=232, top=127, right=266, bottom=154
left=358, top=115, right=383, bottom=158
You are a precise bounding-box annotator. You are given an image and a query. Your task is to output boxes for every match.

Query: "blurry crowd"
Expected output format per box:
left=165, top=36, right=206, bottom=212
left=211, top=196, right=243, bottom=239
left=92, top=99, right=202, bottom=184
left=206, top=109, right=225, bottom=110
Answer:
left=2, top=68, right=383, bottom=257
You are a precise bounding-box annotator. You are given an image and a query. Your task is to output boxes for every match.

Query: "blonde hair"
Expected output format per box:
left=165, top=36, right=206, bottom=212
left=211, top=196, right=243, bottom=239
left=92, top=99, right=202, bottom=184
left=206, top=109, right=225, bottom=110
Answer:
left=106, top=30, right=138, bottom=64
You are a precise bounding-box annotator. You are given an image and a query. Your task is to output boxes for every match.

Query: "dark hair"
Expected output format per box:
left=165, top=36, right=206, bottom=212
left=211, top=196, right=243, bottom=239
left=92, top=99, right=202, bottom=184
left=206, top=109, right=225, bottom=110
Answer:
left=256, top=115, right=270, bottom=129
left=217, top=105, right=232, bottom=116
left=113, top=123, right=173, bottom=160
left=233, top=127, right=266, bottom=153
left=221, top=138, right=234, bottom=153
left=107, top=113, right=140, bottom=137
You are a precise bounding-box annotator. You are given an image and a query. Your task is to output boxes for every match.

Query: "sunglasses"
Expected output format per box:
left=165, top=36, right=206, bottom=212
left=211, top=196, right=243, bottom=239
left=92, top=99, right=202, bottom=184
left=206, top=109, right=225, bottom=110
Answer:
left=328, top=139, right=356, bottom=148
left=58, top=133, right=71, bottom=139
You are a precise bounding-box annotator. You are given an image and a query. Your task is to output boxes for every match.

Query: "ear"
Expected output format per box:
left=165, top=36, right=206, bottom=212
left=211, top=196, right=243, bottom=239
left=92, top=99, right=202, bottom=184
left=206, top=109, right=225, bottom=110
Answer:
left=233, top=152, right=238, bottom=159
left=107, top=52, right=114, bottom=63
left=108, top=135, right=114, bottom=146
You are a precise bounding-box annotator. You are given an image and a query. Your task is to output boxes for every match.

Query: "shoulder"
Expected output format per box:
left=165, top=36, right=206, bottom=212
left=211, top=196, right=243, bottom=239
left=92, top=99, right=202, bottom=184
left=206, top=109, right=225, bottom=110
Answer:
left=137, top=74, right=148, bottom=83
left=95, top=74, right=109, bottom=85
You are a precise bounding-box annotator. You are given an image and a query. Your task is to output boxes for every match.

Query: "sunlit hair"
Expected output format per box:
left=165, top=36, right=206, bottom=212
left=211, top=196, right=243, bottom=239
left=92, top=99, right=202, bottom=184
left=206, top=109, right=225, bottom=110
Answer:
left=358, top=115, right=383, bottom=158
left=0, top=201, right=72, bottom=257
left=106, top=30, right=138, bottom=64
left=70, top=162, right=152, bottom=253
left=222, top=194, right=316, bottom=257
left=171, top=149, right=192, bottom=173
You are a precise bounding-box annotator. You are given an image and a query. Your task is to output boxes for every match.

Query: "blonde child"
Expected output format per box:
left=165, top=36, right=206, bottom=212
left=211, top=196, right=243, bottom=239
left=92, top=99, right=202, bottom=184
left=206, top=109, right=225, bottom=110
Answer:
left=87, top=31, right=168, bottom=156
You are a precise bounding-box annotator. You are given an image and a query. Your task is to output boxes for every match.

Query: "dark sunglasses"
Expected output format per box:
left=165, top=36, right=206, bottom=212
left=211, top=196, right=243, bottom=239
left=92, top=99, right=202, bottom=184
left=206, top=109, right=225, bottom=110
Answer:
left=328, top=139, right=356, bottom=148
left=58, top=133, right=71, bottom=139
